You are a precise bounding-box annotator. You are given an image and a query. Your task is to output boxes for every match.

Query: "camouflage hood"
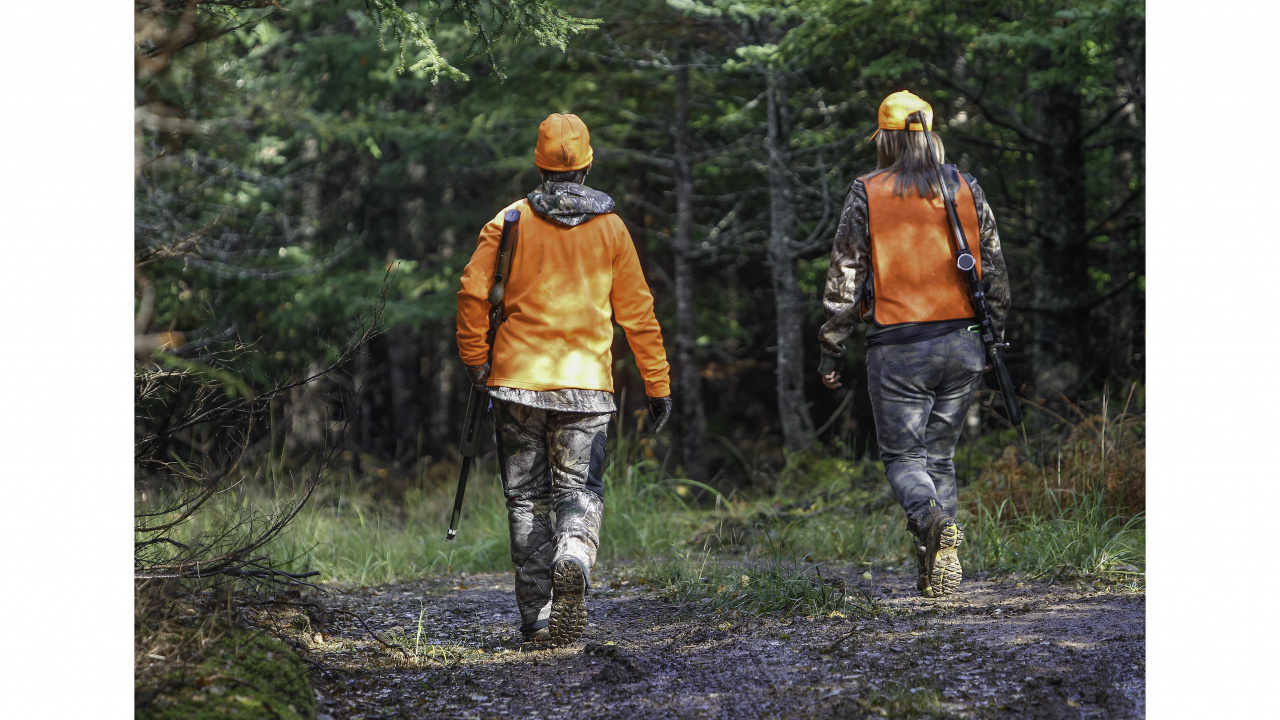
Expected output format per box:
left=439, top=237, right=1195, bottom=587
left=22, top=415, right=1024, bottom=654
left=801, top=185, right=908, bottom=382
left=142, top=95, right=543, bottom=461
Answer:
left=527, top=182, right=616, bottom=227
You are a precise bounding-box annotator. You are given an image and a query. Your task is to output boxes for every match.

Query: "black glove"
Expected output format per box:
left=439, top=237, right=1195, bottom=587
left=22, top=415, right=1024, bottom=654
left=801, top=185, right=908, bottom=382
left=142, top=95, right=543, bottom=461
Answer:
left=465, top=362, right=490, bottom=387
left=648, top=395, right=673, bottom=434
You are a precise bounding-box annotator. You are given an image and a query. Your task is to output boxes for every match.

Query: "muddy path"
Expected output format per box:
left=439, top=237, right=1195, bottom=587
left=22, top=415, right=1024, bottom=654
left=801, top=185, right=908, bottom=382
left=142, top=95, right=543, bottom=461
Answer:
left=290, top=567, right=1144, bottom=719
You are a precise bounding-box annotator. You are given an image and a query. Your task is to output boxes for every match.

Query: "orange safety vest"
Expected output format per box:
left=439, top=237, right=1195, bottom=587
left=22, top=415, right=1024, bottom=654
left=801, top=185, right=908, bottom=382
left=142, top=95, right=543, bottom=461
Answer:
left=863, top=172, right=982, bottom=326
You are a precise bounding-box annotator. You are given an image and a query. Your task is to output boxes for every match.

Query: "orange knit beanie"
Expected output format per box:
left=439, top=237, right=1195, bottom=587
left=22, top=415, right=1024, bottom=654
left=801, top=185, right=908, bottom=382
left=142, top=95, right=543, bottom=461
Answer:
left=534, top=113, right=593, bottom=172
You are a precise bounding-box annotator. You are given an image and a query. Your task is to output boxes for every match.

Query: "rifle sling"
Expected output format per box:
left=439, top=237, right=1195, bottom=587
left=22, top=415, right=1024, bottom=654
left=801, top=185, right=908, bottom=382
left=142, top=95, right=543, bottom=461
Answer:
left=486, top=210, right=522, bottom=333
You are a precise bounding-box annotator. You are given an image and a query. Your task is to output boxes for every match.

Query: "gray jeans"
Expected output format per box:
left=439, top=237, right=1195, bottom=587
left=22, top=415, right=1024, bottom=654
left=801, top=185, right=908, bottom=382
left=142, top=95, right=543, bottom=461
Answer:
left=866, top=327, right=985, bottom=530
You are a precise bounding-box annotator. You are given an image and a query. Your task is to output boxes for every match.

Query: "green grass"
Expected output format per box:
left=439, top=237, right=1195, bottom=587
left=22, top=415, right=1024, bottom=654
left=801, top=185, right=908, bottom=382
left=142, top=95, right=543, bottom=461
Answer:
left=640, top=546, right=876, bottom=618
left=964, top=490, right=1145, bottom=580
left=153, top=457, right=514, bottom=586
left=147, top=408, right=1144, bottom=593
left=152, top=418, right=707, bottom=586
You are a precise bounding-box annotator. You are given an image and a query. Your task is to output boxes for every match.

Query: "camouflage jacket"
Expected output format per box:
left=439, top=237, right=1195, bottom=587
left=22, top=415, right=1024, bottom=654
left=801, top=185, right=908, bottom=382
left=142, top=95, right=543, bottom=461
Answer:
left=818, top=175, right=1011, bottom=361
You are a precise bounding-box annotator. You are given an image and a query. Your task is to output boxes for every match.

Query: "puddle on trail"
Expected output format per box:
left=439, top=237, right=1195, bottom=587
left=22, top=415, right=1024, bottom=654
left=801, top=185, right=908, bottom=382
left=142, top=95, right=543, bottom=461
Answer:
left=281, top=567, right=1144, bottom=719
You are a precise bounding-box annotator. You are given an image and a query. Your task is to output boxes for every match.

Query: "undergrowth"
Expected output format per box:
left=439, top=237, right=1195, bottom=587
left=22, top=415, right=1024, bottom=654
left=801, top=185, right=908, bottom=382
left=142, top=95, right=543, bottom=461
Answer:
left=148, top=387, right=1145, bottom=591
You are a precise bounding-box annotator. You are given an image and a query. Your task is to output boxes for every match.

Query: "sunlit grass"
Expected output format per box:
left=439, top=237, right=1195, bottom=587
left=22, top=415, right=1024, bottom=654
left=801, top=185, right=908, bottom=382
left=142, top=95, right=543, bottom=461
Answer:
left=964, top=490, right=1145, bottom=580
left=150, top=401, right=1144, bottom=590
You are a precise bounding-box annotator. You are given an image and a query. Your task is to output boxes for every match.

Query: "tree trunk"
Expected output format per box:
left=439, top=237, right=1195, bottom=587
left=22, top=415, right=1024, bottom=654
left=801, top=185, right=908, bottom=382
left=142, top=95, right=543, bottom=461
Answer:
left=672, top=46, right=708, bottom=482
left=286, top=362, right=327, bottom=453
left=765, top=69, right=815, bottom=453
left=385, top=324, right=421, bottom=464
left=1030, top=80, right=1090, bottom=398
left=428, top=327, right=456, bottom=456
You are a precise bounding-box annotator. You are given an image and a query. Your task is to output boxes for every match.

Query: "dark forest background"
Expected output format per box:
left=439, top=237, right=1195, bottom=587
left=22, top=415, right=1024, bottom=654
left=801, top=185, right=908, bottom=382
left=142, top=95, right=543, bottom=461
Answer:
left=134, top=0, right=1144, bottom=487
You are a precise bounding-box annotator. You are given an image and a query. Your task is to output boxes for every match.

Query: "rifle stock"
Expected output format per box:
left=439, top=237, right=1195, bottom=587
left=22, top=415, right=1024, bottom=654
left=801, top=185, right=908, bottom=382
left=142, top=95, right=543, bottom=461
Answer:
left=446, top=208, right=521, bottom=542
left=990, top=345, right=1023, bottom=425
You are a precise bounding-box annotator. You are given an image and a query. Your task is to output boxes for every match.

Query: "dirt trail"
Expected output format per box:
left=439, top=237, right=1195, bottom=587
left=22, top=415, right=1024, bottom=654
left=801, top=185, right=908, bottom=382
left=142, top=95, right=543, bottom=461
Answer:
left=294, top=567, right=1144, bottom=719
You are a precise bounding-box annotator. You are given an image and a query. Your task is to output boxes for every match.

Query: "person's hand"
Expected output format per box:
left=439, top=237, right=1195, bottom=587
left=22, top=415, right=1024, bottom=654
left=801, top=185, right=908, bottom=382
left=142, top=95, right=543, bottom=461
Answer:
left=465, top=362, right=491, bottom=387
left=821, top=371, right=842, bottom=390
left=648, top=396, right=673, bottom=434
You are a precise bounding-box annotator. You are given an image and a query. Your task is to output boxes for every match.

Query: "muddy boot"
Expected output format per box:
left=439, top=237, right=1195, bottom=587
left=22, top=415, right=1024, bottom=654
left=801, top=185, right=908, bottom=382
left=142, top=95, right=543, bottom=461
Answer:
left=520, top=621, right=551, bottom=645
left=911, top=505, right=964, bottom=598
left=548, top=557, right=588, bottom=646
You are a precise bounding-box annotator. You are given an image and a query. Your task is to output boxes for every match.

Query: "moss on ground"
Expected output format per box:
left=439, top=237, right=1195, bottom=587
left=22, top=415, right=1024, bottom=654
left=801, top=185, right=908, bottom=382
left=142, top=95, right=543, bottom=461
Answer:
left=138, top=630, right=315, bottom=720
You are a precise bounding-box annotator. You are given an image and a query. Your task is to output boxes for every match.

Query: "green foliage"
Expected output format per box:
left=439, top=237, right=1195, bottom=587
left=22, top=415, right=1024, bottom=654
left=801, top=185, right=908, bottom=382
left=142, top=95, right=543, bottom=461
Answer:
left=360, top=0, right=603, bottom=81
left=139, top=0, right=1144, bottom=475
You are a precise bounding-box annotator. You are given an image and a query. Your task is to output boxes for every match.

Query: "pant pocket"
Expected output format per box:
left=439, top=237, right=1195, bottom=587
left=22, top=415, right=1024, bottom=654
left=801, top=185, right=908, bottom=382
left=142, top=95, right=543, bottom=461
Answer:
left=879, top=341, right=931, bottom=378
left=961, top=330, right=986, bottom=374
left=585, top=432, right=607, bottom=499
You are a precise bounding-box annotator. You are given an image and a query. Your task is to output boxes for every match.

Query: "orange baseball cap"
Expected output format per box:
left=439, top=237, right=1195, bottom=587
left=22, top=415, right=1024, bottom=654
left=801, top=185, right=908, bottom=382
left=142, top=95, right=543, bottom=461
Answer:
left=870, top=91, right=933, bottom=140
left=535, top=113, right=594, bottom=172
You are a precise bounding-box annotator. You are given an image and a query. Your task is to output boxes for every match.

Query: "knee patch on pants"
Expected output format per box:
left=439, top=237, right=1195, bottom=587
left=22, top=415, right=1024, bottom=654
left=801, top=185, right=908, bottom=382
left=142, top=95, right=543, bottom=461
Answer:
left=586, top=432, right=607, bottom=498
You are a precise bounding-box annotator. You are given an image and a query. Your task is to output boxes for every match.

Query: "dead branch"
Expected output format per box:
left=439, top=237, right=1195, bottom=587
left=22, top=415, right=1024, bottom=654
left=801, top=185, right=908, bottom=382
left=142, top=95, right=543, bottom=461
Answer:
left=134, top=274, right=390, bottom=593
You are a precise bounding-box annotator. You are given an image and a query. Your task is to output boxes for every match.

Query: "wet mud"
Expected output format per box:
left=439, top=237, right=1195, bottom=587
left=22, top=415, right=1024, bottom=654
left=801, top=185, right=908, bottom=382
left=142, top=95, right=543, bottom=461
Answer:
left=291, top=568, right=1144, bottom=719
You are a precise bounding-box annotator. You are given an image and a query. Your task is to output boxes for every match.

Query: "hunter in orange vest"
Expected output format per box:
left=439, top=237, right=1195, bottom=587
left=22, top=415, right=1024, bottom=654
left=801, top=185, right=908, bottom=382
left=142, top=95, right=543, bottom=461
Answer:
left=456, top=113, right=673, bottom=646
left=816, top=91, right=1011, bottom=599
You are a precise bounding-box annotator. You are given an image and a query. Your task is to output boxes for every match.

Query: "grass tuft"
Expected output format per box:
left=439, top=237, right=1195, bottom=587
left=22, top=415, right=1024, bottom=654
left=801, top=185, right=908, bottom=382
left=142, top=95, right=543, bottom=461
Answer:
left=832, top=678, right=953, bottom=719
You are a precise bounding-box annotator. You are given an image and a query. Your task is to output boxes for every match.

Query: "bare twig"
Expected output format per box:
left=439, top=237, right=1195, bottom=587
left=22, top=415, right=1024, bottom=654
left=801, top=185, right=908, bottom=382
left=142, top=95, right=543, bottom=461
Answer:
left=329, top=609, right=408, bottom=654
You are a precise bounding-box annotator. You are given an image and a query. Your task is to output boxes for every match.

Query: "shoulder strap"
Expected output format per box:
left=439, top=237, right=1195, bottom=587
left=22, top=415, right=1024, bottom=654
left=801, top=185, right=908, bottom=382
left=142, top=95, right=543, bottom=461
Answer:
left=487, top=209, right=521, bottom=308
left=941, top=164, right=963, bottom=197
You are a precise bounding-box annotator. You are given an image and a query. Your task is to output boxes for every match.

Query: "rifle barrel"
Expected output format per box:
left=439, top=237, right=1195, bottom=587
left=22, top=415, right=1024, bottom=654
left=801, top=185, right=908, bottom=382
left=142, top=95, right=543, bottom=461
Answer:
left=445, top=456, right=473, bottom=542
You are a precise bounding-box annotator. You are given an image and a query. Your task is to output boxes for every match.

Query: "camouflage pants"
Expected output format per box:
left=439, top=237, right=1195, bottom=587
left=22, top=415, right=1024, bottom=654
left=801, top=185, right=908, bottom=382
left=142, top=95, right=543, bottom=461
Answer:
left=492, top=399, right=609, bottom=633
left=867, top=327, right=985, bottom=530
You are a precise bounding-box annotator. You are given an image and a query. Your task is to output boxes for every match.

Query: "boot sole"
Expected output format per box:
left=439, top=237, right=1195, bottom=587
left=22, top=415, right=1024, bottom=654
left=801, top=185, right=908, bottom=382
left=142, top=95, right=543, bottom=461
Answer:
left=549, top=559, right=587, bottom=647
left=929, top=522, right=964, bottom=598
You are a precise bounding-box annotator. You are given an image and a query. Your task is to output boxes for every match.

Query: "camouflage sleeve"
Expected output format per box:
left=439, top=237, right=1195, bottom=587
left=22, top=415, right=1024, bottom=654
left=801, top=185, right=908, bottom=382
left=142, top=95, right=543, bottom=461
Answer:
left=967, top=177, right=1010, bottom=340
left=818, top=182, right=871, bottom=360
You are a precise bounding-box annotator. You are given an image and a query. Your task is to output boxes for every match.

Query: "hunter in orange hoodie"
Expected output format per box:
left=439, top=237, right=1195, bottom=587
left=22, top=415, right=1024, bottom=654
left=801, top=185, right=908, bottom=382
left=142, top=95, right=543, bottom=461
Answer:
left=456, top=113, right=672, bottom=647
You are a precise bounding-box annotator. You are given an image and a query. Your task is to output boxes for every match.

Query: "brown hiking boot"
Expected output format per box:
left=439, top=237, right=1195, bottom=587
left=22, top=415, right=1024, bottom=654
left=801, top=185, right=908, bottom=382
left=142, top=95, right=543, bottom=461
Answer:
left=914, top=506, right=964, bottom=599
left=548, top=557, right=588, bottom=646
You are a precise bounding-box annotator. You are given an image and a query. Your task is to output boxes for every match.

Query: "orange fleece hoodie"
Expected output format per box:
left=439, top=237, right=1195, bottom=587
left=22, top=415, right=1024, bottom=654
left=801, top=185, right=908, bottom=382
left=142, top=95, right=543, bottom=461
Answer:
left=456, top=199, right=671, bottom=397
